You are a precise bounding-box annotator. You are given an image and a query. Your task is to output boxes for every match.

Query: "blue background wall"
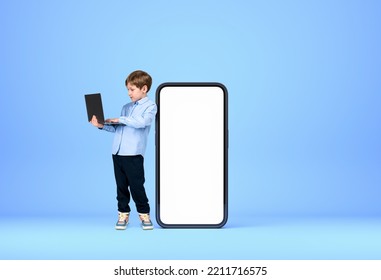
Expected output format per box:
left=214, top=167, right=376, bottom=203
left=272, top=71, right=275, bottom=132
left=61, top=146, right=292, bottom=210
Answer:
left=1, top=0, right=380, bottom=220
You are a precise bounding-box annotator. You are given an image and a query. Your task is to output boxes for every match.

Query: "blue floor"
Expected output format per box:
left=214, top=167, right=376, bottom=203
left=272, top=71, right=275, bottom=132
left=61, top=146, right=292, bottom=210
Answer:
left=1, top=214, right=380, bottom=259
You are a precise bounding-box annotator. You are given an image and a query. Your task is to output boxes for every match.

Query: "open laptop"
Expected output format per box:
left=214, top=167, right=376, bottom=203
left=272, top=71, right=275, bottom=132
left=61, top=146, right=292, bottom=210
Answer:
left=84, top=93, right=122, bottom=125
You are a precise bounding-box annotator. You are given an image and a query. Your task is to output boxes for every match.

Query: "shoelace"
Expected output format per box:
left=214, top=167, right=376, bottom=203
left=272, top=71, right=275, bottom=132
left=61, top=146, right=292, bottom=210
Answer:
left=118, top=213, right=129, bottom=222
left=139, top=214, right=150, bottom=223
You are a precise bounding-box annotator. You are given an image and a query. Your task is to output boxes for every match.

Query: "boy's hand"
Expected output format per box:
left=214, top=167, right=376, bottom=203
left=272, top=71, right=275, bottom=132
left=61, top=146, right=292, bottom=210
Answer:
left=105, top=118, right=120, bottom=123
left=90, top=115, right=104, bottom=128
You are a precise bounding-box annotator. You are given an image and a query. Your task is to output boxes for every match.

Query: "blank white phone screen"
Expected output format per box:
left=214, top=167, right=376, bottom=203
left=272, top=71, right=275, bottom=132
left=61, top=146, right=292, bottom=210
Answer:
left=158, top=85, right=226, bottom=225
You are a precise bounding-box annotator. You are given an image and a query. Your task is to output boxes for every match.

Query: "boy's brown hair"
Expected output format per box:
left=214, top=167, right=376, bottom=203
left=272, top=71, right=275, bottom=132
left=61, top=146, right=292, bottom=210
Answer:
left=125, top=70, right=152, bottom=93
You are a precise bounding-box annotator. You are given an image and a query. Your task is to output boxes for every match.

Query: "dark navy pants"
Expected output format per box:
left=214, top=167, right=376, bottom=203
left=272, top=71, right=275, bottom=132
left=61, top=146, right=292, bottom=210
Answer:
left=112, top=154, right=150, bottom=214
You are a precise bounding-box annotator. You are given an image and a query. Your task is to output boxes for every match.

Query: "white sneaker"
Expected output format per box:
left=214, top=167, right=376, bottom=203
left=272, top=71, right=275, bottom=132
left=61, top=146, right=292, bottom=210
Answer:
left=139, top=213, right=154, bottom=230
left=115, top=212, right=129, bottom=230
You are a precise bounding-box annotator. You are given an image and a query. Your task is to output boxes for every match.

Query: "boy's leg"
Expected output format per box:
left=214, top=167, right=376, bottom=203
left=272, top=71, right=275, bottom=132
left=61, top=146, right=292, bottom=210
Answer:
left=123, top=155, right=150, bottom=214
left=112, top=155, right=131, bottom=213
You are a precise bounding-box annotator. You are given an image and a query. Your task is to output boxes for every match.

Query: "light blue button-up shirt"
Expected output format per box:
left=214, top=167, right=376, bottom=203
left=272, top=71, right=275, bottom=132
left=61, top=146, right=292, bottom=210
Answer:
left=101, top=97, right=157, bottom=156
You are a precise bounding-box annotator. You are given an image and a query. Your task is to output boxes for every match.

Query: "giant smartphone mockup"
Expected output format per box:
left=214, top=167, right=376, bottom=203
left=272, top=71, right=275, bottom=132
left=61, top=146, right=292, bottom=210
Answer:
left=156, top=83, right=228, bottom=228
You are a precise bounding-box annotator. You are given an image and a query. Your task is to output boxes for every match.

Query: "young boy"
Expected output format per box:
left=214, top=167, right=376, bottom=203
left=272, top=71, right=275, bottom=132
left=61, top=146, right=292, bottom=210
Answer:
left=90, top=70, right=157, bottom=230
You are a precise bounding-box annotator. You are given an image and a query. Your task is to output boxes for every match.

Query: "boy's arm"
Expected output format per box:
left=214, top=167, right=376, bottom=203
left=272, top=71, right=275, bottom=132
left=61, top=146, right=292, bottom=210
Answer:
left=101, top=124, right=117, bottom=133
left=90, top=115, right=116, bottom=132
left=119, top=104, right=157, bottom=128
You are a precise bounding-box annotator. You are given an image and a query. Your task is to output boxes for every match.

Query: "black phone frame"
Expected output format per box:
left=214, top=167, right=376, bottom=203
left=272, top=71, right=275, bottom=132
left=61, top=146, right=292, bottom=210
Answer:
left=155, top=82, right=228, bottom=228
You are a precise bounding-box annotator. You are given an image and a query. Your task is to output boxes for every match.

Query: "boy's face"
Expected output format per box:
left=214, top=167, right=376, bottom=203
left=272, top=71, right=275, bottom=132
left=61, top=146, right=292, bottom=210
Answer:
left=127, top=82, right=147, bottom=102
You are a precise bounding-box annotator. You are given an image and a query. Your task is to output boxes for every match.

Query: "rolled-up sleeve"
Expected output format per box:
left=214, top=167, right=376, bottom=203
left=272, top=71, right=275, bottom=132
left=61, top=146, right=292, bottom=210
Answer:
left=100, top=124, right=117, bottom=133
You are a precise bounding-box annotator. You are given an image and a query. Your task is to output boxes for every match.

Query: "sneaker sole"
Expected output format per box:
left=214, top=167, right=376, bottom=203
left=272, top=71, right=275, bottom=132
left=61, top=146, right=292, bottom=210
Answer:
left=142, top=225, right=154, bottom=230
left=115, top=222, right=129, bottom=230
left=115, top=225, right=127, bottom=230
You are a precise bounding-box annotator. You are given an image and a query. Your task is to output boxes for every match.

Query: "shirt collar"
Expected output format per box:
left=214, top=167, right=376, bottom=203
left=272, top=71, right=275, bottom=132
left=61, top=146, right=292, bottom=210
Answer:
left=135, top=96, right=148, bottom=105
